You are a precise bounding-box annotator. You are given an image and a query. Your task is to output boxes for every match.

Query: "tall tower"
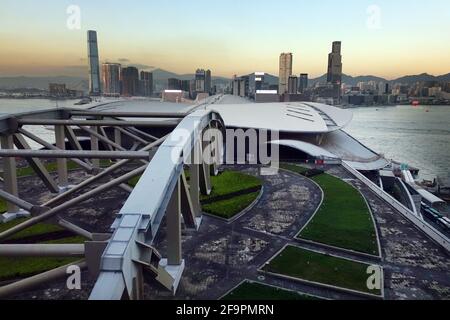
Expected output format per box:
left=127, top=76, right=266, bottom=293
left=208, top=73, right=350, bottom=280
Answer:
left=327, top=41, right=342, bottom=84
left=195, top=69, right=206, bottom=92
left=205, top=70, right=212, bottom=94
left=279, top=53, right=293, bottom=94
left=87, top=30, right=101, bottom=96
left=327, top=41, right=343, bottom=102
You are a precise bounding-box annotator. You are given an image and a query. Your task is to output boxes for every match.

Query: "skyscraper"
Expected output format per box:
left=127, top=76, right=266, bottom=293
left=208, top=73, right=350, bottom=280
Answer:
left=327, top=41, right=343, bottom=102
left=168, top=78, right=182, bottom=90
left=299, top=74, right=308, bottom=93
left=195, top=69, right=206, bottom=92
left=139, top=71, right=153, bottom=97
left=279, top=53, right=293, bottom=94
left=102, top=63, right=121, bottom=96
left=121, top=67, right=139, bottom=96
left=205, top=70, right=212, bottom=94
left=327, top=41, right=342, bottom=84
left=288, top=76, right=298, bottom=94
left=87, top=30, right=101, bottom=96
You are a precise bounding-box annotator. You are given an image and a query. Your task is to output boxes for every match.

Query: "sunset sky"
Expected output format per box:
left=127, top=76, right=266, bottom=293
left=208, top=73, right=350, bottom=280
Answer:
left=1, top=0, right=449, bottom=79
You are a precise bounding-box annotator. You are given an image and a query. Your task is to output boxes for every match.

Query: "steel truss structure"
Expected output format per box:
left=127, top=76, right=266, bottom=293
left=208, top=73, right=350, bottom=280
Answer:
left=0, top=107, right=225, bottom=300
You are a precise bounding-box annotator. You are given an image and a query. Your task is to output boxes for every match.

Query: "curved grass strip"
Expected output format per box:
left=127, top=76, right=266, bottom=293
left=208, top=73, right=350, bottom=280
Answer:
left=203, top=191, right=260, bottom=219
left=222, top=280, right=319, bottom=300
left=299, top=173, right=378, bottom=255
left=264, top=246, right=381, bottom=296
left=280, top=163, right=378, bottom=255
left=202, top=170, right=262, bottom=200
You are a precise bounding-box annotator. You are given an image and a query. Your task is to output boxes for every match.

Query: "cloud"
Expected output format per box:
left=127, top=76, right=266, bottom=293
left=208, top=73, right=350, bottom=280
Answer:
left=129, top=64, right=155, bottom=70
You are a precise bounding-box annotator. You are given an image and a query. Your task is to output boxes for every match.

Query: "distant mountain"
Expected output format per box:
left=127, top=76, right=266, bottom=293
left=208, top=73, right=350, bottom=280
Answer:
left=0, top=76, right=88, bottom=91
left=393, top=73, right=450, bottom=84
left=309, top=72, right=450, bottom=87
left=151, top=68, right=230, bottom=82
left=309, top=74, right=388, bottom=87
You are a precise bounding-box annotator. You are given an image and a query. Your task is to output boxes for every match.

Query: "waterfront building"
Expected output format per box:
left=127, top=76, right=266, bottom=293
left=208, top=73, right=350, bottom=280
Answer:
left=288, top=76, right=298, bottom=94
left=181, top=80, right=191, bottom=93
left=139, top=71, right=153, bottom=97
left=299, top=73, right=308, bottom=93
left=87, top=30, right=102, bottom=95
left=195, top=69, right=206, bottom=92
left=121, top=67, right=139, bottom=96
left=102, top=63, right=121, bottom=97
left=168, top=78, right=182, bottom=90
left=279, top=53, right=293, bottom=94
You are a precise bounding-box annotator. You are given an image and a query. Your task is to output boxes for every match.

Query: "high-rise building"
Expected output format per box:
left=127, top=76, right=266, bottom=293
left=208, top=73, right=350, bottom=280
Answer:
left=180, top=80, right=190, bottom=93
left=299, top=74, right=308, bottom=93
left=279, top=53, right=293, bottom=94
left=102, top=63, right=121, bottom=96
left=327, top=41, right=343, bottom=102
left=327, top=41, right=342, bottom=84
left=87, top=30, right=101, bottom=95
left=205, top=70, right=212, bottom=94
left=168, top=78, right=182, bottom=90
left=121, top=67, right=139, bottom=96
left=139, top=71, right=153, bottom=97
left=195, top=69, right=206, bottom=92
left=288, top=76, right=298, bottom=94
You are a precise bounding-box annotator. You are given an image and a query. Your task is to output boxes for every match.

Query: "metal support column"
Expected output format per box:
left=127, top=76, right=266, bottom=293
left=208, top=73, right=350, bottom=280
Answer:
left=0, top=134, right=19, bottom=213
left=13, top=134, right=60, bottom=194
left=189, top=142, right=201, bottom=218
left=90, top=126, right=100, bottom=169
left=166, top=178, right=182, bottom=266
left=55, top=125, right=68, bottom=188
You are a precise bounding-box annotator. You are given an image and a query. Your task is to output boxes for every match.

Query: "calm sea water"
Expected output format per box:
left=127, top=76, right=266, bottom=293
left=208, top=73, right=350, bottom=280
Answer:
left=345, top=105, right=450, bottom=181
left=0, top=99, right=448, bottom=181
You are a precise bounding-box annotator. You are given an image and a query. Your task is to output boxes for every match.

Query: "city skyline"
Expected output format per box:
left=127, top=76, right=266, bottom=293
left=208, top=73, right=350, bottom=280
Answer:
left=1, top=0, right=449, bottom=79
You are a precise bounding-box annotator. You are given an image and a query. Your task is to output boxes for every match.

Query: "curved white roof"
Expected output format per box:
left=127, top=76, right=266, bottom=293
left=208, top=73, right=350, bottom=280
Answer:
left=206, top=102, right=352, bottom=133
left=273, top=132, right=390, bottom=171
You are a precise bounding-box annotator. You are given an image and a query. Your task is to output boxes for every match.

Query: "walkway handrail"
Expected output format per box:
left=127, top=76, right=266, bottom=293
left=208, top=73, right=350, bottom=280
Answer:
left=89, top=109, right=224, bottom=300
left=342, top=161, right=450, bottom=252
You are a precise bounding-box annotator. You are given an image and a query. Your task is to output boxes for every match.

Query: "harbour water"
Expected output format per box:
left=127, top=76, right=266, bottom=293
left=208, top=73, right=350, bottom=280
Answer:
left=0, top=99, right=448, bottom=181
left=346, top=105, right=450, bottom=181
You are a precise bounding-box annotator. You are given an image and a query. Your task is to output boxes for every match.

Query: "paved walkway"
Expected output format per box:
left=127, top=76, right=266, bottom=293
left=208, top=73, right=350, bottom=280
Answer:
left=8, top=164, right=450, bottom=300
left=328, top=165, right=450, bottom=300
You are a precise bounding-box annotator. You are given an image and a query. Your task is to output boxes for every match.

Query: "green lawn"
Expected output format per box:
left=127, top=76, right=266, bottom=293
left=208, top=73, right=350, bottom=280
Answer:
left=201, top=170, right=262, bottom=201
left=0, top=218, right=64, bottom=241
left=280, top=163, right=309, bottom=176
left=0, top=236, right=85, bottom=281
left=281, top=163, right=378, bottom=255
left=263, top=246, right=381, bottom=296
left=222, top=281, right=319, bottom=300
left=202, top=191, right=260, bottom=219
left=201, top=170, right=262, bottom=219
left=13, top=159, right=112, bottom=178
left=127, top=170, right=262, bottom=220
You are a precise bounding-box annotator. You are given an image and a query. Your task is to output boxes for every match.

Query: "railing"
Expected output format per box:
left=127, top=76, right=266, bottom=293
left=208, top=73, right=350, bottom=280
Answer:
left=342, top=161, right=450, bottom=252
left=89, top=109, right=224, bottom=300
